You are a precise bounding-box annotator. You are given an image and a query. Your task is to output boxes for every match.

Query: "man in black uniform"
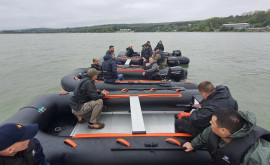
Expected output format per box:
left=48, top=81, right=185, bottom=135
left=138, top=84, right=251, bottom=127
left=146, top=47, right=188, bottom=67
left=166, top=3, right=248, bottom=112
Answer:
left=0, top=123, right=49, bottom=165
left=175, top=81, right=238, bottom=136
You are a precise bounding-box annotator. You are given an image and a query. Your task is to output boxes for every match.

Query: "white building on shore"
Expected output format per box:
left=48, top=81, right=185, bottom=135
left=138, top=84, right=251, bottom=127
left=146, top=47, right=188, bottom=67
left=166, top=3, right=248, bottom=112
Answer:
left=222, top=23, right=252, bottom=29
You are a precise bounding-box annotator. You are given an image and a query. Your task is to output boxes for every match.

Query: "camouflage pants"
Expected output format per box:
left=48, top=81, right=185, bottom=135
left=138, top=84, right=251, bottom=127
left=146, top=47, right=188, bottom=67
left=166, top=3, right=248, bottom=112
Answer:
left=72, top=99, right=103, bottom=124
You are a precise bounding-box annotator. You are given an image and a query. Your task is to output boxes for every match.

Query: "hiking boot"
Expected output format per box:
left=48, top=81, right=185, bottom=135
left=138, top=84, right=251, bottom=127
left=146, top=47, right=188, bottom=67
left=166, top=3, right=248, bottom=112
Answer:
left=88, top=123, right=105, bottom=129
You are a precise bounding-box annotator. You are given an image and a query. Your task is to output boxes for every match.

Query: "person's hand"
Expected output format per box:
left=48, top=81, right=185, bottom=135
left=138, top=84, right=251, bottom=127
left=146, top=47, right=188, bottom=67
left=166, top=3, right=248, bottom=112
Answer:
left=183, top=142, right=194, bottom=152
left=142, top=72, right=145, bottom=76
left=101, top=90, right=109, bottom=96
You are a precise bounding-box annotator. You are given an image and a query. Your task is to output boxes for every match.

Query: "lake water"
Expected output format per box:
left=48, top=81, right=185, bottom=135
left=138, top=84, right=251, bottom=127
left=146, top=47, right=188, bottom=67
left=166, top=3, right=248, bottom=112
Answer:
left=0, top=32, right=270, bottom=130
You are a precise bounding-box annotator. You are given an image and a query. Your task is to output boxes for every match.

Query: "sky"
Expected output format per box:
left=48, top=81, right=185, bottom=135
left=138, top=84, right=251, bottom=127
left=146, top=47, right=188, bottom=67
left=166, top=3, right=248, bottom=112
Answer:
left=0, top=0, right=269, bottom=30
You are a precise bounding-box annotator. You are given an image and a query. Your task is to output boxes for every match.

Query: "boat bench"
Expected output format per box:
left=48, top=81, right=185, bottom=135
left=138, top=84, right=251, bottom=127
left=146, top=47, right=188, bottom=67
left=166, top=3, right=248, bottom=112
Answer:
left=129, top=96, right=146, bottom=134
left=125, top=59, right=131, bottom=66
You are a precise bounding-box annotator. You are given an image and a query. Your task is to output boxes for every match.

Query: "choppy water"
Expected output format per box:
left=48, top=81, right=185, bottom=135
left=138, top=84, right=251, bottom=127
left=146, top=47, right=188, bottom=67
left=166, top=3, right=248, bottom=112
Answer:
left=0, top=32, right=270, bottom=129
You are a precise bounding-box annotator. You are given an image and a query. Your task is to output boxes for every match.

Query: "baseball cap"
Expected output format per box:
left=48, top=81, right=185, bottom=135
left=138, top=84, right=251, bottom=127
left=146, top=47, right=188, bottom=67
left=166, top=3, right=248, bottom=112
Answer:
left=0, top=123, right=38, bottom=150
left=87, top=68, right=102, bottom=77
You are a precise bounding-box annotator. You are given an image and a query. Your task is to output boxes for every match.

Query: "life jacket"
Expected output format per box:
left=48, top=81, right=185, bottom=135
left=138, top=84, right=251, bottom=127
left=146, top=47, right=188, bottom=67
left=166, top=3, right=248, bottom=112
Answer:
left=0, top=140, right=36, bottom=165
left=207, top=126, right=270, bottom=165
left=155, top=51, right=165, bottom=64
left=102, top=58, right=114, bottom=79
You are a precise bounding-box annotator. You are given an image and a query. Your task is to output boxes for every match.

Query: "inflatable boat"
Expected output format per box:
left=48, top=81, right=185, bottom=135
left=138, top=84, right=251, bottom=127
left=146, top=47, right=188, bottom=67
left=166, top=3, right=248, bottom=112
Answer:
left=2, top=91, right=211, bottom=165
left=115, top=50, right=190, bottom=65
left=61, top=67, right=188, bottom=92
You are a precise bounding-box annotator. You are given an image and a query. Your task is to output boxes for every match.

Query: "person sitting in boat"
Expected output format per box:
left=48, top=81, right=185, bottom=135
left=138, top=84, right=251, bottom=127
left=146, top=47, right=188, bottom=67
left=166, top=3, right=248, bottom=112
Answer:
left=70, top=68, right=109, bottom=129
left=153, top=49, right=167, bottom=69
left=0, top=123, right=50, bottom=165
left=105, top=45, right=114, bottom=56
left=141, top=41, right=152, bottom=52
left=183, top=109, right=270, bottom=165
left=125, top=44, right=135, bottom=57
left=90, top=57, right=103, bottom=80
left=175, top=81, right=238, bottom=136
left=141, top=43, right=153, bottom=64
left=142, top=57, right=159, bottom=80
left=102, top=53, right=124, bottom=83
left=154, top=40, right=164, bottom=51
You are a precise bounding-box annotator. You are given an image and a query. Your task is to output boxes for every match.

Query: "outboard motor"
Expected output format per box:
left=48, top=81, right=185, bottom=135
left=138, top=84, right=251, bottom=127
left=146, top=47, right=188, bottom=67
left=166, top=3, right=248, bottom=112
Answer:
left=167, top=57, right=180, bottom=67
left=168, top=66, right=187, bottom=81
left=172, top=50, right=182, bottom=56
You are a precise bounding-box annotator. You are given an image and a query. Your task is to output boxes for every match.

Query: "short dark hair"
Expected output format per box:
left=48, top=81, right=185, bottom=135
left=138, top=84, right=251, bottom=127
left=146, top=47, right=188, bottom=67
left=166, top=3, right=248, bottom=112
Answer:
left=109, top=45, right=114, bottom=49
left=213, top=109, right=243, bottom=134
left=198, top=81, right=215, bottom=94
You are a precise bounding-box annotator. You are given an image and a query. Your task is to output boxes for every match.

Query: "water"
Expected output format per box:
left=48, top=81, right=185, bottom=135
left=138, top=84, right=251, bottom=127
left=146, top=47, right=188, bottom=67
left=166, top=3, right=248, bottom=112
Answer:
left=0, top=32, right=270, bottom=129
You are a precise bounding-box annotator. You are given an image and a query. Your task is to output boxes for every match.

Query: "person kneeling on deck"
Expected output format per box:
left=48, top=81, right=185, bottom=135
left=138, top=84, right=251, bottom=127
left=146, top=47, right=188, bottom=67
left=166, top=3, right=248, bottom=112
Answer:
left=175, top=81, right=238, bottom=136
left=153, top=49, right=167, bottom=69
left=142, top=57, right=159, bottom=80
left=0, top=123, right=50, bottom=165
left=183, top=109, right=270, bottom=165
left=70, top=68, right=109, bottom=129
left=102, top=53, right=124, bottom=83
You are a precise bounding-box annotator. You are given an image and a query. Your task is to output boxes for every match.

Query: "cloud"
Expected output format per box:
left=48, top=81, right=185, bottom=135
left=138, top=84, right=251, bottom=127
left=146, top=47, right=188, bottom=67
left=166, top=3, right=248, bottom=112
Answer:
left=0, top=0, right=269, bottom=30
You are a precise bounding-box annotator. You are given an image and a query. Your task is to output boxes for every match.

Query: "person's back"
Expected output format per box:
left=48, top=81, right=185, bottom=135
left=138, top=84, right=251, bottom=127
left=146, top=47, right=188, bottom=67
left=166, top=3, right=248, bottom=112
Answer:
left=175, top=81, right=238, bottom=136
left=102, top=54, right=123, bottom=83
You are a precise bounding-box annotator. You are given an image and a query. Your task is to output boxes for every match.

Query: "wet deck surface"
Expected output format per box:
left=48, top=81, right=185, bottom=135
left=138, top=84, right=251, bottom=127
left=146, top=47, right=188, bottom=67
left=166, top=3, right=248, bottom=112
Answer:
left=70, top=111, right=177, bottom=136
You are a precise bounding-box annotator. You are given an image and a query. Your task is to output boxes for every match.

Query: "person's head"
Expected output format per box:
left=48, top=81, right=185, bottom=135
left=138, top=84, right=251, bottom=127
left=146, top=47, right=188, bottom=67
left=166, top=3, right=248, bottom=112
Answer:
left=129, top=44, right=132, bottom=48
left=87, top=68, right=102, bottom=80
left=0, top=123, right=38, bottom=156
left=149, top=57, right=156, bottom=64
left=210, top=109, right=243, bottom=138
left=158, top=40, right=162, bottom=44
left=198, top=81, right=215, bottom=99
left=93, top=58, right=99, bottom=65
left=145, top=44, right=149, bottom=48
left=147, top=41, right=150, bottom=44
left=109, top=45, right=114, bottom=52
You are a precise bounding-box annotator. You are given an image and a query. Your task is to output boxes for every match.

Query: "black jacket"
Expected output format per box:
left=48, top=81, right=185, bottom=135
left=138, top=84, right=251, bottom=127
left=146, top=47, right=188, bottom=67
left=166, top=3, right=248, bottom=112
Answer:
left=0, top=138, right=47, bottom=165
left=91, top=64, right=103, bottom=80
left=70, top=77, right=104, bottom=111
left=141, top=47, right=153, bottom=60
left=190, top=85, right=238, bottom=131
left=154, top=43, right=164, bottom=51
left=126, top=47, right=134, bottom=57
left=102, top=54, right=118, bottom=82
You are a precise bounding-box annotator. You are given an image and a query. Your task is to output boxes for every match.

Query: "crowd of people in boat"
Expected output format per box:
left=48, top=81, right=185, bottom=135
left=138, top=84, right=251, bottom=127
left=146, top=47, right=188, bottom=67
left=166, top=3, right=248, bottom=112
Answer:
left=1, top=41, right=270, bottom=165
left=91, top=41, right=167, bottom=82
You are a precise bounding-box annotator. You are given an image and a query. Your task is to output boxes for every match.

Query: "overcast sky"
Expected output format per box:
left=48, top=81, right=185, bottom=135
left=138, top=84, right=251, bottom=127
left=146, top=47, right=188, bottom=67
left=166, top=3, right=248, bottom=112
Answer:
left=0, top=0, right=269, bottom=30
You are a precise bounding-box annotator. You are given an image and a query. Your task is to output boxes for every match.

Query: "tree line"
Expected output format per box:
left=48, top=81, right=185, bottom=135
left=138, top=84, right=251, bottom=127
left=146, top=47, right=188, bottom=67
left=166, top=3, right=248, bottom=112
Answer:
left=1, top=9, right=269, bottom=33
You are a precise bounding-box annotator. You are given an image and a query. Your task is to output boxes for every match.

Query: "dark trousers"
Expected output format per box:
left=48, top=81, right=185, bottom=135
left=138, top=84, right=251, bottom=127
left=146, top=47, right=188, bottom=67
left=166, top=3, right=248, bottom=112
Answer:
left=174, top=117, right=201, bottom=136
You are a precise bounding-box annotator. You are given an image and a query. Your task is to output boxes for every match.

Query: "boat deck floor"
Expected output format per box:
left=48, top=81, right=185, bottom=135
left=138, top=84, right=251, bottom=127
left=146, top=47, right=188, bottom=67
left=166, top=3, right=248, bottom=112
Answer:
left=70, top=111, right=177, bottom=136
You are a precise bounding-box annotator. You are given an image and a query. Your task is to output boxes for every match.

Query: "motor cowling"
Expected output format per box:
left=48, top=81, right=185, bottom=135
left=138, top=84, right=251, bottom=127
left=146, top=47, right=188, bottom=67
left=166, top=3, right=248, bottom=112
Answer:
left=172, top=50, right=182, bottom=56
left=167, top=57, right=180, bottom=67
left=168, top=66, right=187, bottom=81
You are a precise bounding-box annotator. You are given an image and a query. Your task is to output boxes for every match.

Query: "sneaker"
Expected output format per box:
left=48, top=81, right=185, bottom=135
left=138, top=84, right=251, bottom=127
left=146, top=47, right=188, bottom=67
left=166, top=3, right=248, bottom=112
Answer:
left=88, top=123, right=105, bottom=129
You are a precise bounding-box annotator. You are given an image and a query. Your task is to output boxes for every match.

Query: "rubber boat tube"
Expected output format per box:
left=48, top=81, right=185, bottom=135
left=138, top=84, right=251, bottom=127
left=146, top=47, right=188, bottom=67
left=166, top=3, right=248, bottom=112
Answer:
left=61, top=68, right=190, bottom=92
left=2, top=93, right=211, bottom=165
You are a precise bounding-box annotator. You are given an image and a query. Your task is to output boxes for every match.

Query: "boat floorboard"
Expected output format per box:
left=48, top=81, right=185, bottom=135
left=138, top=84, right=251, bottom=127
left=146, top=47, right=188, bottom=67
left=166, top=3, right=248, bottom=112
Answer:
left=70, top=111, right=176, bottom=136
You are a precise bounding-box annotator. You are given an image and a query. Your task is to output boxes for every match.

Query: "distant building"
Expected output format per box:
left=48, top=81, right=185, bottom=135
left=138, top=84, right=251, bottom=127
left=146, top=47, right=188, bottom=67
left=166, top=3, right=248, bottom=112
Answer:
left=119, top=29, right=133, bottom=32
left=222, top=23, right=251, bottom=29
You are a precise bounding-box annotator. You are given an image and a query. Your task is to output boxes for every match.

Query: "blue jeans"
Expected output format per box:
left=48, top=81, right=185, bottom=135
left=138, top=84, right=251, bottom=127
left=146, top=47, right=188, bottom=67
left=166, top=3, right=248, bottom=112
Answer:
left=118, top=74, right=124, bottom=80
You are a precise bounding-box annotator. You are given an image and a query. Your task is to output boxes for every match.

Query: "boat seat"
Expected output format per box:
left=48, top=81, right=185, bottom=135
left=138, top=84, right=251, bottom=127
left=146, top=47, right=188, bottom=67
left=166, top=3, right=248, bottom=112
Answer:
left=129, top=96, right=146, bottom=134
left=125, top=59, right=131, bottom=66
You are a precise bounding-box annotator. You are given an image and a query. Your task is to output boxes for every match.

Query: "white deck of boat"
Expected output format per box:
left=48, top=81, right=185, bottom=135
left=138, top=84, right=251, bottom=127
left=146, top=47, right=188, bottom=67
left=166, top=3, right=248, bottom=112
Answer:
left=70, top=111, right=177, bottom=136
